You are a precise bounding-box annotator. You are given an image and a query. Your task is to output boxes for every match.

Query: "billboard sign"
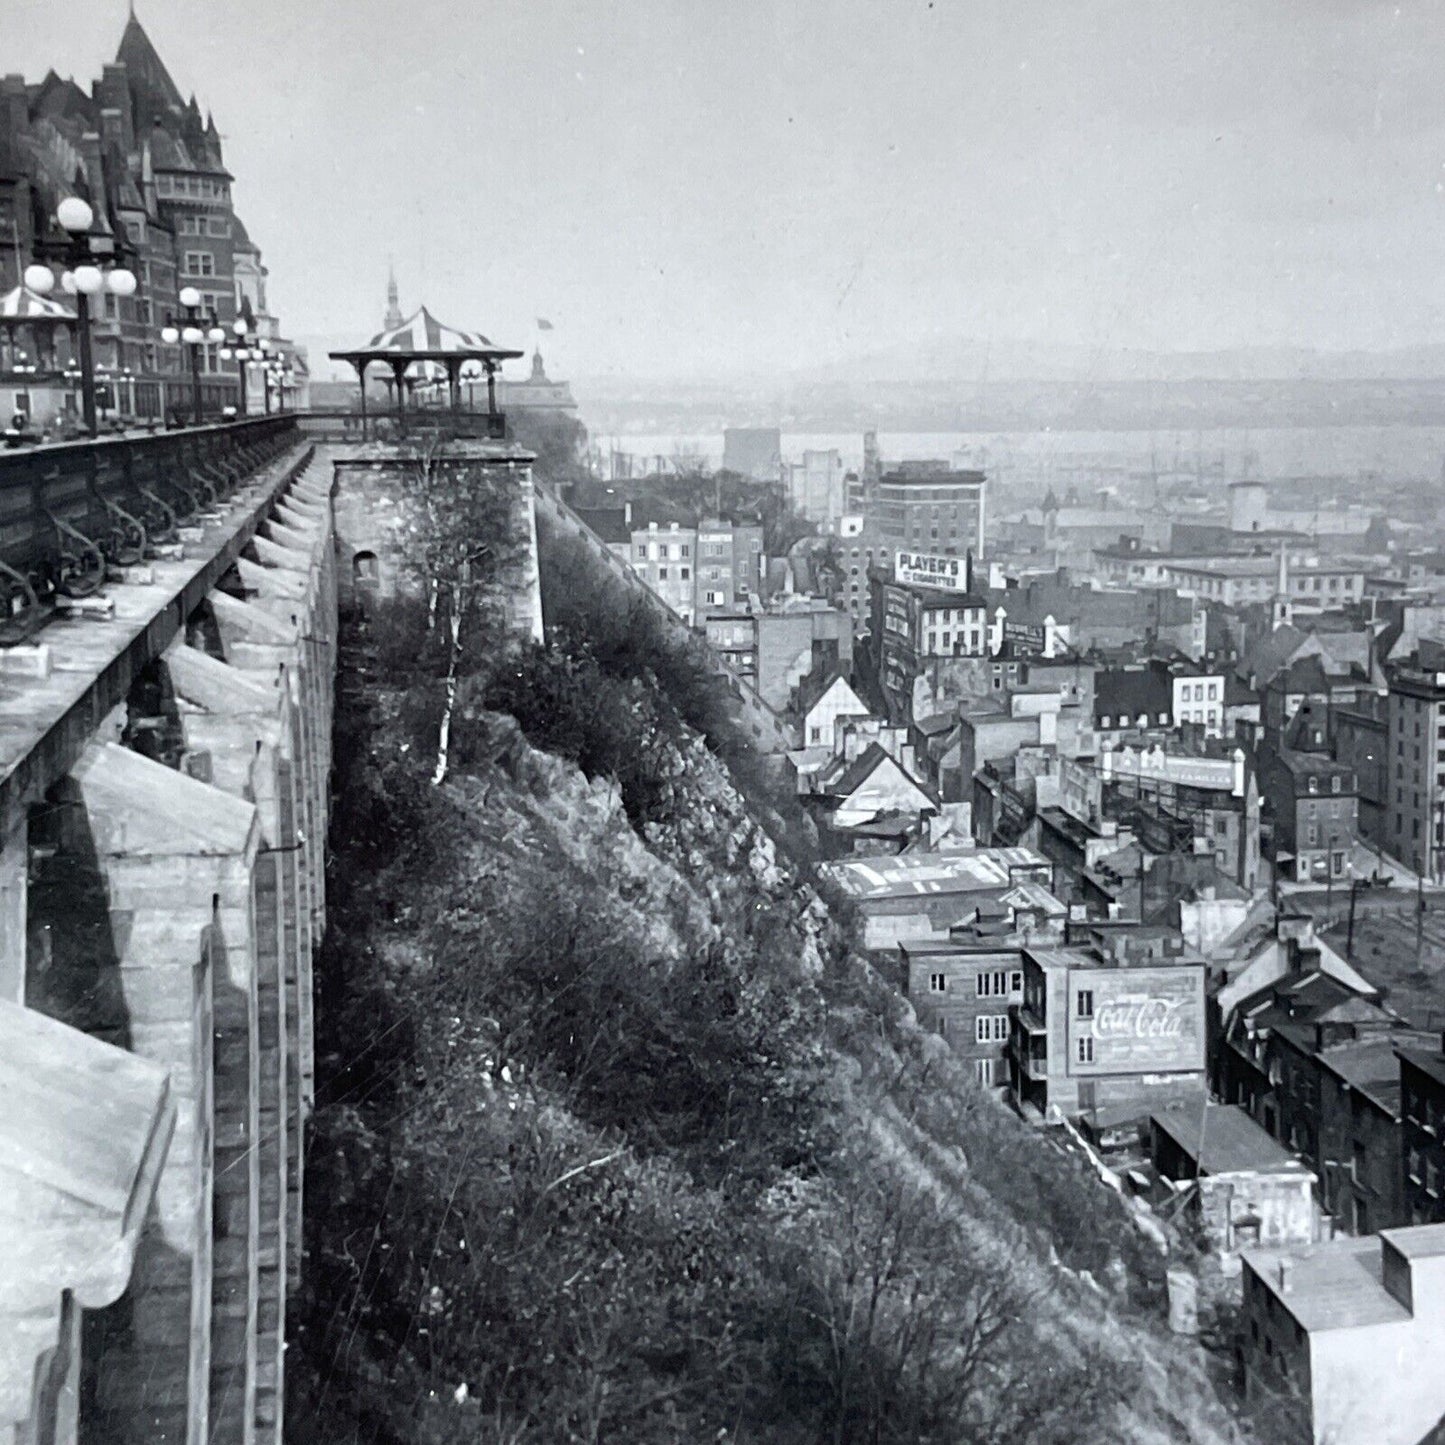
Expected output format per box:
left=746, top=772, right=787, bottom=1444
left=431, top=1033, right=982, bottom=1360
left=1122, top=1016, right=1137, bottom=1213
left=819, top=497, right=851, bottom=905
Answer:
left=1068, top=965, right=1204, bottom=1076
left=896, top=550, right=964, bottom=591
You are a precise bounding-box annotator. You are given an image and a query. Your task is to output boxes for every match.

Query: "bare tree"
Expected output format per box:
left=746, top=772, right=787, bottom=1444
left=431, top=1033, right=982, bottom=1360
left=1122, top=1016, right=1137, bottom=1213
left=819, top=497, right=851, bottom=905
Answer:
left=389, top=433, right=530, bottom=783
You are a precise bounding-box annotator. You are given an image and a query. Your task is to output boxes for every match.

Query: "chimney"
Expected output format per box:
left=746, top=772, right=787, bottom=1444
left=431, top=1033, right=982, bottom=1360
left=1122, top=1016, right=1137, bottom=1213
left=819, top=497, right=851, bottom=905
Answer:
left=79, top=131, right=106, bottom=209
left=100, top=107, right=125, bottom=155
left=624, top=500, right=632, bottom=526
left=1, top=75, right=28, bottom=145
left=98, top=62, right=135, bottom=155
left=1278, top=1259, right=1293, bottom=1294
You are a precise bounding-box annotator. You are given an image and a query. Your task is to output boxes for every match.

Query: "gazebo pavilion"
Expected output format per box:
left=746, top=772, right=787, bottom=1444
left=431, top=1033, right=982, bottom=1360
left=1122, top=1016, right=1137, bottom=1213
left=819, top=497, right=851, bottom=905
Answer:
left=0, top=284, right=79, bottom=423
left=329, top=307, right=522, bottom=438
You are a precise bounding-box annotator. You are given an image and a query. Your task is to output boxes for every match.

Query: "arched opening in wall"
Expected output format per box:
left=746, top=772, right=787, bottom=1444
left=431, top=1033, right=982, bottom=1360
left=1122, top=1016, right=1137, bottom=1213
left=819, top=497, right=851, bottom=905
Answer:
left=352, top=551, right=379, bottom=587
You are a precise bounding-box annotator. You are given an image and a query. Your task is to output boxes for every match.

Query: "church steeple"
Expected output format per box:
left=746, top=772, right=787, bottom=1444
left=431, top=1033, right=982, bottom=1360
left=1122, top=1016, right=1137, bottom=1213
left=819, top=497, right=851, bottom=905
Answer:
left=383, top=261, right=402, bottom=331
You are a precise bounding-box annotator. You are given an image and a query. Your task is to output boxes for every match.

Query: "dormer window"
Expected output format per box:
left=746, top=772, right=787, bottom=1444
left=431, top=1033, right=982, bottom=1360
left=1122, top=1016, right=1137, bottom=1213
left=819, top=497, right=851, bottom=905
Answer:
left=1331, top=776, right=1341, bottom=794
left=1307, top=777, right=1318, bottom=794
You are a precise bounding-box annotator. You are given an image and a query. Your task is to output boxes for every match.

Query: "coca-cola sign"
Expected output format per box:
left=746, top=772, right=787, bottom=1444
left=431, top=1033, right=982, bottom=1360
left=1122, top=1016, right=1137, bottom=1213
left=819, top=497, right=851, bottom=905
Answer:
left=1092, top=998, right=1185, bottom=1041
left=1069, top=967, right=1204, bottom=1076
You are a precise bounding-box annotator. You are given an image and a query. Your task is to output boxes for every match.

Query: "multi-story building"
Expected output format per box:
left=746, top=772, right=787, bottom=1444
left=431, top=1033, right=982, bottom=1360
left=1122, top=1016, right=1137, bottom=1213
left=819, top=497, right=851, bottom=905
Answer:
left=1257, top=724, right=1359, bottom=885
left=817, top=847, right=1052, bottom=950
left=703, top=611, right=756, bottom=682
left=1386, top=641, right=1445, bottom=881
left=870, top=464, right=986, bottom=561
left=902, top=941, right=1024, bottom=1088
left=1163, top=554, right=1366, bottom=611
left=1098, top=742, right=1262, bottom=892
left=629, top=520, right=697, bottom=623
left=0, top=17, right=303, bottom=425
left=1401, top=1044, right=1445, bottom=1227
left=721, top=427, right=782, bottom=482
left=786, top=448, right=846, bottom=524
left=1331, top=692, right=1388, bottom=848
left=1241, top=1224, right=1445, bottom=1445
left=1220, top=968, right=1435, bottom=1235
left=693, top=516, right=763, bottom=615
left=1009, top=926, right=1207, bottom=1126
left=877, top=574, right=989, bottom=720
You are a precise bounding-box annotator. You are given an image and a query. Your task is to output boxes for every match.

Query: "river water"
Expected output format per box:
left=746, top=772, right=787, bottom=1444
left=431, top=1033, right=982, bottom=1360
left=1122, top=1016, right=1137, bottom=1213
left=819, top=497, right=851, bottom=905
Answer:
left=595, top=425, right=1445, bottom=487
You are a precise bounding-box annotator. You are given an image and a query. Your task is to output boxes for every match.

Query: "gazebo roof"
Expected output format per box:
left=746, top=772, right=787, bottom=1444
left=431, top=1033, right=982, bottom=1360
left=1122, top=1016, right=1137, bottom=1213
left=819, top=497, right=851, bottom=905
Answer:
left=0, top=285, right=77, bottom=326
left=330, top=305, right=523, bottom=372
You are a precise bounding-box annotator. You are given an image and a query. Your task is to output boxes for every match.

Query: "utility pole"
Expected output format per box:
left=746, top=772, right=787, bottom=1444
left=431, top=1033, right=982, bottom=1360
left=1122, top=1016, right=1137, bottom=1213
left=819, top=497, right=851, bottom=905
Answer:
left=1417, top=871, right=1426, bottom=972
left=1346, top=878, right=1359, bottom=959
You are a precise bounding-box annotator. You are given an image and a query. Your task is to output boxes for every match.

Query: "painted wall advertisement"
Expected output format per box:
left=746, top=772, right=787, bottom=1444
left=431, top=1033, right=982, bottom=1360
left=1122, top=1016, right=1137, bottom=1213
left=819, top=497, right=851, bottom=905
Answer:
left=1068, top=966, right=1205, bottom=1076
left=896, top=550, right=963, bottom=591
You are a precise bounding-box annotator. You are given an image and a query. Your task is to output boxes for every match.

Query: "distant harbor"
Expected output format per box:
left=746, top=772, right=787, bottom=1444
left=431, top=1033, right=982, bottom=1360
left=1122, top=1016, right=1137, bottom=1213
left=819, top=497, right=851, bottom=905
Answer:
left=589, top=424, right=1445, bottom=488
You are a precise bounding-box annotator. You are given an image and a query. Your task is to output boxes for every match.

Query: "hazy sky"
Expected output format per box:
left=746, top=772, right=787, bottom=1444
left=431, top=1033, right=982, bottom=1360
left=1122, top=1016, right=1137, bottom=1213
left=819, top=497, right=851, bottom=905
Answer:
left=10, top=1, right=1445, bottom=380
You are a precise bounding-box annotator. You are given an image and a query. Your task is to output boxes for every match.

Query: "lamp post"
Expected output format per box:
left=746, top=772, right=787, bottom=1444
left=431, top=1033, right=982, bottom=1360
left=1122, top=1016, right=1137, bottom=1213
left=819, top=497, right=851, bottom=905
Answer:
left=218, top=315, right=256, bottom=416
left=62, top=361, right=83, bottom=419
left=23, top=196, right=137, bottom=439
left=160, top=286, right=224, bottom=427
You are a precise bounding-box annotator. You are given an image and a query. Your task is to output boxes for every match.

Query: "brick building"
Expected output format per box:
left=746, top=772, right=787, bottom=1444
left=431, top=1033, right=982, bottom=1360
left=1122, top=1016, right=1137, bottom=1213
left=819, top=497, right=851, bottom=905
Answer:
left=1257, top=720, right=1359, bottom=885
left=0, top=16, right=303, bottom=425
left=1386, top=642, right=1445, bottom=881
left=1220, top=969, right=1435, bottom=1235
left=1401, top=1043, right=1445, bottom=1226
left=1009, top=926, right=1207, bottom=1127
left=1241, top=1225, right=1445, bottom=1445
left=901, top=941, right=1023, bottom=1088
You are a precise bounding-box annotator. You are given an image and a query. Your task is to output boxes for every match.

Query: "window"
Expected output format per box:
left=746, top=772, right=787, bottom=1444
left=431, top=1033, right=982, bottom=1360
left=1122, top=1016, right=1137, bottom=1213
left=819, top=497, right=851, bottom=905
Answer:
left=1076, top=989, right=1094, bottom=1019
left=680, top=567, right=690, bottom=580
left=680, top=544, right=690, bottom=557
left=1009, top=970, right=1023, bottom=994
left=1077, top=1036, right=1095, bottom=1064
left=976, top=1014, right=1008, bottom=1043
left=976, top=970, right=1009, bottom=998
left=658, top=567, right=668, bottom=580
left=1331, top=776, right=1341, bottom=793
left=183, top=250, right=216, bottom=277
left=635, top=544, right=647, bottom=560
left=974, top=1058, right=997, bottom=1086
left=929, top=973, right=947, bottom=993
left=206, top=216, right=231, bottom=237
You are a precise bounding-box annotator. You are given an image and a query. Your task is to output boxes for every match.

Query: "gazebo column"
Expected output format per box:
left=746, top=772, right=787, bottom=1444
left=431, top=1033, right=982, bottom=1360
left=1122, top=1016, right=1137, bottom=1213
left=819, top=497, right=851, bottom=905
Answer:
left=388, top=359, right=409, bottom=430
left=351, top=358, right=369, bottom=440
left=485, top=361, right=498, bottom=418
left=445, top=357, right=462, bottom=412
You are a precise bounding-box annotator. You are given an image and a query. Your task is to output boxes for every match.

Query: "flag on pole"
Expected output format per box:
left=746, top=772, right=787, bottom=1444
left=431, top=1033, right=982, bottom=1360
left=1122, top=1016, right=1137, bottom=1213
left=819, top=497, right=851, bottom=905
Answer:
left=536, top=317, right=554, bottom=331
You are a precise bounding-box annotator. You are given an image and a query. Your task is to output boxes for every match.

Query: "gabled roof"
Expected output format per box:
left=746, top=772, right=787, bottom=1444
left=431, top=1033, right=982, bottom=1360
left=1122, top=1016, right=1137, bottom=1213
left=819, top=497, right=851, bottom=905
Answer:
left=367, top=306, right=495, bottom=352
left=574, top=507, right=631, bottom=545
left=797, top=671, right=865, bottom=723
left=1094, top=666, right=1171, bottom=722
left=829, top=742, right=898, bottom=798
left=1239, top=623, right=1306, bottom=686
left=116, top=15, right=187, bottom=116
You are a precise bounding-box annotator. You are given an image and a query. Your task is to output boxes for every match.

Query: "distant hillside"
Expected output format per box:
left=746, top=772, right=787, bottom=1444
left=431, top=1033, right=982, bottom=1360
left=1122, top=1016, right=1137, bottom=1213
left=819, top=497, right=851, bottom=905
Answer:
left=577, top=374, right=1445, bottom=436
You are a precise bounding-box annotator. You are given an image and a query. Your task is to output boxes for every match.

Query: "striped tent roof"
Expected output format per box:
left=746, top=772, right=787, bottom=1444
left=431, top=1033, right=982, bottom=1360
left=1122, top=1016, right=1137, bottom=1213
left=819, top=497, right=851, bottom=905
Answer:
left=365, top=307, right=493, bottom=353
left=0, top=285, right=77, bottom=324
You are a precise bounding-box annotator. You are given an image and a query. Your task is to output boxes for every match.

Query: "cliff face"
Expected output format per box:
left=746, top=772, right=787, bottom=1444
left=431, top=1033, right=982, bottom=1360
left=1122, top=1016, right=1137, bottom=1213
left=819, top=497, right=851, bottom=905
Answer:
left=292, top=644, right=1251, bottom=1444
left=279, top=488, right=1254, bottom=1444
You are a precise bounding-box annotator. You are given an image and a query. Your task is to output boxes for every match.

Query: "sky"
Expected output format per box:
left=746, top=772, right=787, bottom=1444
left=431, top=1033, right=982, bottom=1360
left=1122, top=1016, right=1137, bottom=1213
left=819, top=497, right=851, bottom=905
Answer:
left=9, top=0, right=1445, bottom=382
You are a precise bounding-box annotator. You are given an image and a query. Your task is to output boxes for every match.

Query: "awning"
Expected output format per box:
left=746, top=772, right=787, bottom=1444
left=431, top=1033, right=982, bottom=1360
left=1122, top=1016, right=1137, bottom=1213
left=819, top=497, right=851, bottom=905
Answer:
left=0, top=285, right=77, bottom=324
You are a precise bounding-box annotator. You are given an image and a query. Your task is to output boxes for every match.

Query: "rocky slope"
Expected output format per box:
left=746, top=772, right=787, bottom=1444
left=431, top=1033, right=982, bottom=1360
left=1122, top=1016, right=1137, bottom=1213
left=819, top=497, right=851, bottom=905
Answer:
left=286, top=506, right=1254, bottom=1443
